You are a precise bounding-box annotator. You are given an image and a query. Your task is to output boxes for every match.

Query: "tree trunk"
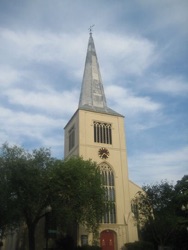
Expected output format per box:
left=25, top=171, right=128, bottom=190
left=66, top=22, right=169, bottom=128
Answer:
left=28, top=223, right=36, bottom=250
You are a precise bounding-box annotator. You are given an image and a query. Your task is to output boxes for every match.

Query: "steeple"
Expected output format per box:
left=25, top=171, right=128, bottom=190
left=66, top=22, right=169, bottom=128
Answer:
left=79, top=32, right=107, bottom=108
left=64, top=30, right=141, bottom=249
left=79, top=32, right=122, bottom=116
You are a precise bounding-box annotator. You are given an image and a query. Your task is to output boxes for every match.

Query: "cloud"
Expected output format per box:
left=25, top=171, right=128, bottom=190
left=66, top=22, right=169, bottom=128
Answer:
left=96, top=32, right=158, bottom=79
left=149, top=0, right=188, bottom=32
left=106, top=85, right=162, bottom=115
left=0, top=106, right=65, bottom=152
left=138, top=74, right=188, bottom=97
left=3, top=87, right=79, bottom=116
left=0, top=0, right=187, bottom=187
left=0, top=28, right=158, bottom=81
left=129, top=146, right=188, bottom=186
left=0, top=28, right=87, bottom=79
left=125, top=0, right=188, bottom=36
left=0, top=67, right=24, bottom=86
left=154, top=76, right=188, bottom=96
left=0, top=107, right=63, bottom=133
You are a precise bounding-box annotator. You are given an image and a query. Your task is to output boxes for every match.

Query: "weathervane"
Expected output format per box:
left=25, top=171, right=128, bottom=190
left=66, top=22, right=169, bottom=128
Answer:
left=89, top=25, right=95, bottom=35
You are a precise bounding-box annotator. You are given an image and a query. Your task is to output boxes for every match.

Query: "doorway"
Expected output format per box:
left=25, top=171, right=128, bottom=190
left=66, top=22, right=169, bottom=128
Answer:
left=100, top=230, right=116, bottom=250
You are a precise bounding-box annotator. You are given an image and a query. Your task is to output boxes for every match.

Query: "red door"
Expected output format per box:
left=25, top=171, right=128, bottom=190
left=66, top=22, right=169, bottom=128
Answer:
left=100, top=230, right=116, bottom=250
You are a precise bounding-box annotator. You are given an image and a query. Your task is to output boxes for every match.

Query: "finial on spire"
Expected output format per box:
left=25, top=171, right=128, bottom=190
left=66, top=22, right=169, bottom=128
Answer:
left=89, top=25, right=95, bottom=35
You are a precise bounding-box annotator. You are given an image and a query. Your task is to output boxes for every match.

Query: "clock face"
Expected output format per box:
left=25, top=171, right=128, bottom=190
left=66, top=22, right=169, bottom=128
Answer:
left=98, top=147, right=109, bottom=159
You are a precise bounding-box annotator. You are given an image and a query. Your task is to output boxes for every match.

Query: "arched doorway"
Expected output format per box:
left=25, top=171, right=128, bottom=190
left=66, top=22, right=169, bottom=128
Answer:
left=100, top=230, right=116, bottom=250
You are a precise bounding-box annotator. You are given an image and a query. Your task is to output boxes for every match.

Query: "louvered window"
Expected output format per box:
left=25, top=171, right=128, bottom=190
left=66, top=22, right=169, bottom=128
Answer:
left=69, top=125, right=75, bottom=151
left=94, top=121, right=112, bottom=144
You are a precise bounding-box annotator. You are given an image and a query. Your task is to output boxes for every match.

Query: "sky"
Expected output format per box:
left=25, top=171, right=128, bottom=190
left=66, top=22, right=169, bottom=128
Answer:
left=0, top=0, right=187, bottom=186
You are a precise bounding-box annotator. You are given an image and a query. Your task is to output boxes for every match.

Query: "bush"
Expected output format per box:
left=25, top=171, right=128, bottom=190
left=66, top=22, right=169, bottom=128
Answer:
left=55, top=235, right=75, bottom=250
left=125, top=241, right=154, bottom=250
left=75, top=246, right=101, bottom=250
left=55, top=235, right=101, bottom=250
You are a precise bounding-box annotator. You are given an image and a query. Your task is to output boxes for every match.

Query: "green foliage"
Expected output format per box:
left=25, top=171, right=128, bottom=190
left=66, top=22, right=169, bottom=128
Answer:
left=175, top=175, right=188, bottom=214
left=0, top=143, right=105, bottom=250
left=0, top=143, right=53, bottom=224
left=125, top=241, right=154, bottom=250
left=174, top=175, right=188, bottom=243
left=0, top=143, right=54, bottom=249
left=49, top=156, right=105, bottom=234
left=0, top=162, right=12, bottom=237
left=133, top=177, right=188, bottom=249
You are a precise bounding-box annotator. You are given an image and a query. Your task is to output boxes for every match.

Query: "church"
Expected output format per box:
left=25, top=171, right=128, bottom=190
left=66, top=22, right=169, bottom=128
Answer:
left=64, top=31, right=142, bottom=250
left=2, top=31, right=142, bottom=250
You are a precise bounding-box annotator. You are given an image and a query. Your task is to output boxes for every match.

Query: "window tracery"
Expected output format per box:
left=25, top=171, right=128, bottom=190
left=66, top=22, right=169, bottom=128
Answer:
left=94, top=121, right=112, bottom=144
left=99, top=163, right=116, bottom=224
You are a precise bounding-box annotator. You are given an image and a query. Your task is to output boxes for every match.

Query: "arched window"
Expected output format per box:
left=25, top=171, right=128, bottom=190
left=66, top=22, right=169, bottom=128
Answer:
left=94, top=121, right=112, bottom=144
left=99, top=163, right=116, bottom=224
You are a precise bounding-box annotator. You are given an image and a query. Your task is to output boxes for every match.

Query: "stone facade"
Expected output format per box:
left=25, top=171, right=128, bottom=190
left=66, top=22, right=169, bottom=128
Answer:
left=64, top=33, right=142, bottom=250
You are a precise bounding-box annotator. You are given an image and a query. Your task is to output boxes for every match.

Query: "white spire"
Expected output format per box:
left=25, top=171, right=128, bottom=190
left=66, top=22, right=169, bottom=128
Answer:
left=79, top=33, right=123, bottom=117
left=79, top=33, right=107, bottom=109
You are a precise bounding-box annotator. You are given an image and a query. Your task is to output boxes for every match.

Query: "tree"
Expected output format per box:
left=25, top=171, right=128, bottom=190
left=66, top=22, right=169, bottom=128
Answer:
left=0, top=143, right=54, bottom=250
left=0, top=144, right=105, bottom=250
left=175, top=175, right=188, bottom=222
left=173, top=175, right=188, bottom=249
left=0, top=160, right=18, bottom=240
left=50, top=157, right=105, bottom=236
left=133, top=180, right=178, bottom=249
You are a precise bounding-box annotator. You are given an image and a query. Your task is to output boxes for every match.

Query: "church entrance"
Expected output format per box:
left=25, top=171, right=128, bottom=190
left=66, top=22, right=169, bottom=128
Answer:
left=100, top=230, right=116, bottom=250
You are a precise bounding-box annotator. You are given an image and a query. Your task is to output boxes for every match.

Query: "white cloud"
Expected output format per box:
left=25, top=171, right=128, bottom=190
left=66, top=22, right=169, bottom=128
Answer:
left=0, top=106, right=66, bottom=150
left=97, top=32, right=158, bottom=78
left=106, top=85, right=162, bottom=115
left=0, top=28, right=87, bottom=78
left=135, top=74, right=188, bottom=97
left=0, top=28, right=158, bottom=81
left=3, top=87, right=79, bottom=116
left=0, top=67, right=24, bottom=86
left=134, top=0, right=188, bottom=35
left=154, top=76, right=188, bottom=96
left=0, top=106, right=63, bottom=130
left=0, top=0, right=186, bottom=187
left=129, top=146, right=188, bottom=186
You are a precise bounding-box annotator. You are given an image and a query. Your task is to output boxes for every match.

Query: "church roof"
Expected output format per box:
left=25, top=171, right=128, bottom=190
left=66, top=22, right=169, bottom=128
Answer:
left=79, top=32, right=123, bottom=117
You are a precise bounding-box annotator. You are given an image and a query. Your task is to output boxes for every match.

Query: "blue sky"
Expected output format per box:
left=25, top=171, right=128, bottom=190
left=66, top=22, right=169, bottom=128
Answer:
left=0, top=0, right=187, bottom=186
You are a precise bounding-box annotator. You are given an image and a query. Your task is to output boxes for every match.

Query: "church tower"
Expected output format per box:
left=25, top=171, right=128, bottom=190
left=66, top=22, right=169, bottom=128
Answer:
left=64, top=31, right=141, bottom=250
